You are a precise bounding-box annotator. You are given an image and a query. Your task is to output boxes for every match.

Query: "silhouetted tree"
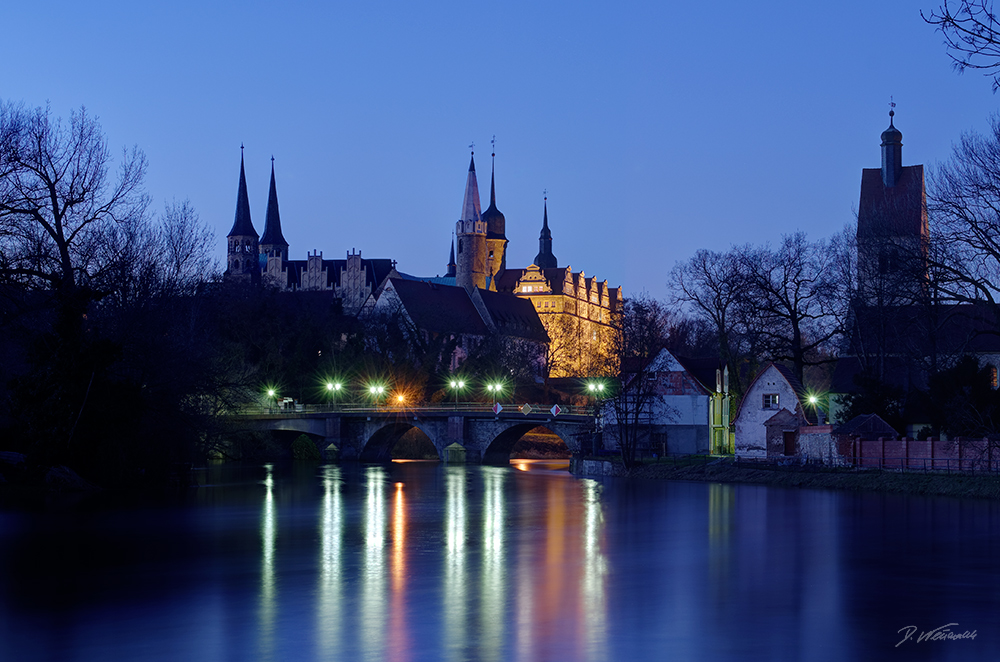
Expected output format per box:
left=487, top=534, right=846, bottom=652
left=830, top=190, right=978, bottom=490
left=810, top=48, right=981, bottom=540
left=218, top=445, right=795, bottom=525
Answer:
left=924, top=1, right=1000, bottom=91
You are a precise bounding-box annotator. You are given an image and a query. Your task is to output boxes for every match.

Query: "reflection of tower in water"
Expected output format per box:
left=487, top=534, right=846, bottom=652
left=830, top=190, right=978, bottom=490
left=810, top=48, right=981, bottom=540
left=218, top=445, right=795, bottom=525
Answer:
left=708, top=483, right=736, bottom=597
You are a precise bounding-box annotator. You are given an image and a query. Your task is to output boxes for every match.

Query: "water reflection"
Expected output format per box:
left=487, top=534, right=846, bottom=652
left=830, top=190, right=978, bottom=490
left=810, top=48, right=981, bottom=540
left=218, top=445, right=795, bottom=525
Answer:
left=444, top=466, right=468, bottom=661
left=580, top=479, right=607, bottom=661
left=259, top=464, right=276, bottom=661
left=317, top=466, right=342, bottom=658
left=6, top=464, right=1000, bottom=661
left=480, top=468, right=506, bottom=662
left=362, top=466, right=388, bottom=661
left=389, top=480, right=410, bottom=661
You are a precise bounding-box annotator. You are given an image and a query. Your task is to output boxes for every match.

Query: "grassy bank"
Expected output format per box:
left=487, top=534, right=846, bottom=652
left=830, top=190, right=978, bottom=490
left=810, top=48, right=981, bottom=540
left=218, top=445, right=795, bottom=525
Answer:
left=609, top=457, right=1000, bottom=500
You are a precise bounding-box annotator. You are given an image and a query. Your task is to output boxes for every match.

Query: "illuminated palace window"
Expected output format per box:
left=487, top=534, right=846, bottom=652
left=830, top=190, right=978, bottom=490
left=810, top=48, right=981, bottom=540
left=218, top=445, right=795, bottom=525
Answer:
left=992, top=366, right=998, bottom=390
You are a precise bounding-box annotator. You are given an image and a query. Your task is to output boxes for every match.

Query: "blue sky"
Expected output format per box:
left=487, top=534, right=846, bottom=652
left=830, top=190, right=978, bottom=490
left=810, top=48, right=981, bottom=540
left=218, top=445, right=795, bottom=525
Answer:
left=3, top=0, right=996, bottom=299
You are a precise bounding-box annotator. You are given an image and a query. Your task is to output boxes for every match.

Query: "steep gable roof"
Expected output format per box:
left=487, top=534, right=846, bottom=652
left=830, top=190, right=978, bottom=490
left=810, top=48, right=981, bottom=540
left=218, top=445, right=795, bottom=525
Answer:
left=386, top=278, right=489, bottom=336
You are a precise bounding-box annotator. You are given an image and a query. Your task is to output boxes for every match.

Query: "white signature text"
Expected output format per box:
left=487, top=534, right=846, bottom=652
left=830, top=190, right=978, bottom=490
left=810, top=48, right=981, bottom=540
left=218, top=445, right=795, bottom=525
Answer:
left=896, top=623, right=977, bottom=647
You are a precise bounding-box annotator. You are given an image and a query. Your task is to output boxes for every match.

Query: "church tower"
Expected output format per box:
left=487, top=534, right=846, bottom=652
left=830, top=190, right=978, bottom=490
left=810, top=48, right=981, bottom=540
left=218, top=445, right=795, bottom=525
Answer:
left=455, top=152, right=488, bottom=290
left=225, top=146, right=260, bottom=284
left=481, top=149, right=508, bottom=286
left=856, top=110, right=928, bottom=305
left=533, top=196, right=558, bottom=268
left=259, top=156, right=288, bottom=262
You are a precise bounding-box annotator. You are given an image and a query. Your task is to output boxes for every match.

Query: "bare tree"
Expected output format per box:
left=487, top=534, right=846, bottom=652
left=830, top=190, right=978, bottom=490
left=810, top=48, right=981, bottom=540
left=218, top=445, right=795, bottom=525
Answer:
left=603, top=294, right=670, bottom=468
left=924, top=0, right=1000, bottom=91
left=739, top=233, right=846, bottom=384
left=669, top=248, right=759, bottom=396
left=0, top=102, right=149, bottom=300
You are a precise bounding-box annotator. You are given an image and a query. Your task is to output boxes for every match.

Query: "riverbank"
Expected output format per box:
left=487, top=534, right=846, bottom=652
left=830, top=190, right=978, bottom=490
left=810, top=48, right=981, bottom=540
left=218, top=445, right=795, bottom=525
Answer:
left=576, top=456, right=1000, bottom=499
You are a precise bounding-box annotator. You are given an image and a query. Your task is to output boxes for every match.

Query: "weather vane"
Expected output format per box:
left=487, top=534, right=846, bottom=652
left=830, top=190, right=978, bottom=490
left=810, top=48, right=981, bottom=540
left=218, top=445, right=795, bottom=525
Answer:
left=889, top=96, right=896, bottom=118
left=543, top=188, right=548, bottom=200
left=469, top=141, right=475, bottom=154
left=491, top=135, right=496, bottom=156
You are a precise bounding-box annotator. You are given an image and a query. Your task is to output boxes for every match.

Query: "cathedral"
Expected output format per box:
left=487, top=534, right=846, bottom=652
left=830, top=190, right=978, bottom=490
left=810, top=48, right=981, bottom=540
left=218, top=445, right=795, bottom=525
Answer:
left=224, top=146, right=621, bottom=377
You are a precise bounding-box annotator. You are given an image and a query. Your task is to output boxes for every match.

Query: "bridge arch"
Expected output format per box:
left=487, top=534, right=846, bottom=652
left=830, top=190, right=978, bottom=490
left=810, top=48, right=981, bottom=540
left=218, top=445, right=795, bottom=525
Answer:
left=482, top=423, right=572, bottom=465
left=360, top=421, right=441, bottom=463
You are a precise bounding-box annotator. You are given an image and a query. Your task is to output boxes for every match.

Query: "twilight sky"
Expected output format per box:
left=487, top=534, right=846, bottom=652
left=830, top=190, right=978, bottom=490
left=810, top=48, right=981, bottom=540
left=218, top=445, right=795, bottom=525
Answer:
left=2, top=0, right=996, bottom=299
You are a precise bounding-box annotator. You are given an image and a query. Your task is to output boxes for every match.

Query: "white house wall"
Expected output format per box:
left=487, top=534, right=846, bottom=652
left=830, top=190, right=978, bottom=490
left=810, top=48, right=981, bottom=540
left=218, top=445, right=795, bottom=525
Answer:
left=735, top=365, right=801, bottom=459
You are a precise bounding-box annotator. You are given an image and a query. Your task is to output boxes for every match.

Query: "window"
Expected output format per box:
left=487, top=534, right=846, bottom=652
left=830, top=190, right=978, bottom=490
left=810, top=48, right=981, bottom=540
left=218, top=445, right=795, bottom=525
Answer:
left=763, top=393, right=779, bottom=409
left=458, top=239, right=463, bottom=254
left=991, top=366, right=998, bottom=390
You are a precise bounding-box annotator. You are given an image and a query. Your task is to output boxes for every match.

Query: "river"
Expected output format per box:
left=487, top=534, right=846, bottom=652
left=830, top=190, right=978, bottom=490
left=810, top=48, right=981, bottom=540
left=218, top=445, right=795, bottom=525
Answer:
left=1, top=460, right=998, bottom=661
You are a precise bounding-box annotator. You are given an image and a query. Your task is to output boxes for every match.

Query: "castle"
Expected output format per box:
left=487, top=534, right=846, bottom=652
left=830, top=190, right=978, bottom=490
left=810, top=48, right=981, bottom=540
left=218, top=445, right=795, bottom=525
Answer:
left=223, top=146, right=621, bottom=377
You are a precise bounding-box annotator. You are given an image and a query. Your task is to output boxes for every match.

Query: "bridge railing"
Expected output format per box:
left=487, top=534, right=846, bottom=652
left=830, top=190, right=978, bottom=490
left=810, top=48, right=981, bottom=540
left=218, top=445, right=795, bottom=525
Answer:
left=234, top=403, right=595, bottom=417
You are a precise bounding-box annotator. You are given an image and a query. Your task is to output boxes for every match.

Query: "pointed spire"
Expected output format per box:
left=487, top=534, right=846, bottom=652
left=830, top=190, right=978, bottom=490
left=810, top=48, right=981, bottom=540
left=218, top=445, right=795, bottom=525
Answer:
left=227, top=147, right=258, bottom=238
left=533, top=194, right=557, bottom=269
left=446, top=235, right=457, bottom=277
left=460, top=151, right=482, bottom=223
left=260, top=156, right=288, bottom=249
left=481, top=143, right=506, bottom=239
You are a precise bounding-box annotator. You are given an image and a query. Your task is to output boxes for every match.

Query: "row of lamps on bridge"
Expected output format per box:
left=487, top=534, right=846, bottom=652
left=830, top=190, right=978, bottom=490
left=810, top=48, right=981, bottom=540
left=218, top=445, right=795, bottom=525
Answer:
left=263, top=378, right=611, bottom=408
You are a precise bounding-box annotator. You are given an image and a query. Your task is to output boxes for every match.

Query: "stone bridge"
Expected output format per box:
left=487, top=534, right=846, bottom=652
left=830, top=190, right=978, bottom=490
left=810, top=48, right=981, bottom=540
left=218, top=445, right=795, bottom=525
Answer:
left=231, top=404, right=596, bottom=464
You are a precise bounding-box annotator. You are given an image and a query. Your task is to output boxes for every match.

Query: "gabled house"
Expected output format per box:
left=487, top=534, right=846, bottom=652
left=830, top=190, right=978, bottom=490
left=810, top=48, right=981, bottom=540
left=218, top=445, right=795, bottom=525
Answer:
left=734, top=363, right=817, bottom=459
left=603, top=348, right=731, bottom=456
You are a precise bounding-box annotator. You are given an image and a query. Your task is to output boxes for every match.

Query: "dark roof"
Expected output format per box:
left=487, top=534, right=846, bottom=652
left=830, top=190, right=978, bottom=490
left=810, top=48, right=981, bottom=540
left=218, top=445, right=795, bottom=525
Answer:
left=493, top=269, right=523, bottom=293
left=675, top=355, right=725, bottom=394
left=260, top=161, right=288, bottom=247
left=833, top=413, right=899, bottom=438
left=388, top=278, right=489, bottom=336
left=227, top=152, right=258, bottom=238
left=478, top=289, right=549, bottom=342
left=858, top=164, right=926, bottom=238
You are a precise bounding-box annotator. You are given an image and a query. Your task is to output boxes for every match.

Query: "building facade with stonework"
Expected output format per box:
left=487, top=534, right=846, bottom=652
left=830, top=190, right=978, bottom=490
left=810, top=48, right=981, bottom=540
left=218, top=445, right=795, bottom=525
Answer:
left=223, top=147, right=621, bottom=376
left=437, top=152, right=621, bottom=378
left=223, top=150, right=398, bottom=315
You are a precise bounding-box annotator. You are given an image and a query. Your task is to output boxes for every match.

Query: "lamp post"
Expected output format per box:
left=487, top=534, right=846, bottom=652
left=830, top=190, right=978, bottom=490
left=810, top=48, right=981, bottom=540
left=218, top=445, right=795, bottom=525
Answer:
left=586, top=380, right=605, bottom=455
left=487, top=383, right=503, bottom=406
left=267, top=388, right=277, bottom=413
left=325, top=381, right=343, bottom=410
left=368, top=384, right=386, bottom=408
left=449, top=379, right=465, bottom=408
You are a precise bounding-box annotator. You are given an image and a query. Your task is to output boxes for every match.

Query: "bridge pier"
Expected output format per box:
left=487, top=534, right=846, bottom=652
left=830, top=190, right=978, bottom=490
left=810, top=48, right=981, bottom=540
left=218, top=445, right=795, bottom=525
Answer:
left=322, top=415, right=344, bottom=460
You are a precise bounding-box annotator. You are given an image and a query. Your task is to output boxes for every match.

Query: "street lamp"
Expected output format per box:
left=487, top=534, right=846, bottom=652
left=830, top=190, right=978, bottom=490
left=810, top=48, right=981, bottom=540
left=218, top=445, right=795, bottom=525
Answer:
left=487, top=382, right=503, bottom=406
left=449, top=379, right=465, bottom=407
left=266, top=388, right=277, bottom=413
left=325, top=381, right=343, bottom=409
left=368, top=384, right=386, bottom=407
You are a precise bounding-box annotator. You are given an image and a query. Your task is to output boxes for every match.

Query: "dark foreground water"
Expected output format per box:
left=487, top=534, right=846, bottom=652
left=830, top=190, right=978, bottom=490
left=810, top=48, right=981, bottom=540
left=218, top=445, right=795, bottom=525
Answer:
left=1, top=461, right=999, bottom=661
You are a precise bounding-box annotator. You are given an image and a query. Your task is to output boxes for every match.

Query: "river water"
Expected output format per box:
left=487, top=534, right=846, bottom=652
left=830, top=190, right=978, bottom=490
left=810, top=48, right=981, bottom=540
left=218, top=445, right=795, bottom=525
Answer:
left=1, top=461, right=999, bottom=661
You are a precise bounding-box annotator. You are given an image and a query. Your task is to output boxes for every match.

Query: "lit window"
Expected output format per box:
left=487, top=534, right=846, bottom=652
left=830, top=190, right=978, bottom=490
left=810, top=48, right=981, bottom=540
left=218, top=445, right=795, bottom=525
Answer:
left=763, top=394, right=779, bottom=409
left=992, top=366, right=998, bottom=390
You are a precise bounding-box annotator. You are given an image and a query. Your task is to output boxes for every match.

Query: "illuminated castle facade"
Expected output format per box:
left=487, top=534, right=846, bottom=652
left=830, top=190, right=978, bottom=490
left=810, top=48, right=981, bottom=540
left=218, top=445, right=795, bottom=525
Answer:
left=223, top=147, right=621, bottom=377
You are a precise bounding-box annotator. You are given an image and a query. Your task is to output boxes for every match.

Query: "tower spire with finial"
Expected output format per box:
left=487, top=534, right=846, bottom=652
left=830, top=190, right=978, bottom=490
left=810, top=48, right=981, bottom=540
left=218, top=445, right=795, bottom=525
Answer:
left=260, top=154, right=288, bottom=260
left=533, top=191, right=557, bottom=269
left=881, top=97, right=903, bottom=187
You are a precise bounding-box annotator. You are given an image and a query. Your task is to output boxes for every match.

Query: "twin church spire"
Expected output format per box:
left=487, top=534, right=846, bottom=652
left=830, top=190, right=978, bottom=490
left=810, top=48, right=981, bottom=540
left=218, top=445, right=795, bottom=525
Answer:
left=225, top=148, right=288, bottom=281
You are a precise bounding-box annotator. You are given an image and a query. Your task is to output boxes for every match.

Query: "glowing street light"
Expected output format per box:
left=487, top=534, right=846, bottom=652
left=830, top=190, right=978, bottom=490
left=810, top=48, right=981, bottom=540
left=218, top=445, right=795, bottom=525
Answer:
left=449, top=379, right=465, bottom=407
left=325, top=381, right=343, bottom=409
left=487, top=383, right=503, bottom=406
left=266, top=388, right=277, bottom=413
left=368, top=384, right=387, bottom=406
